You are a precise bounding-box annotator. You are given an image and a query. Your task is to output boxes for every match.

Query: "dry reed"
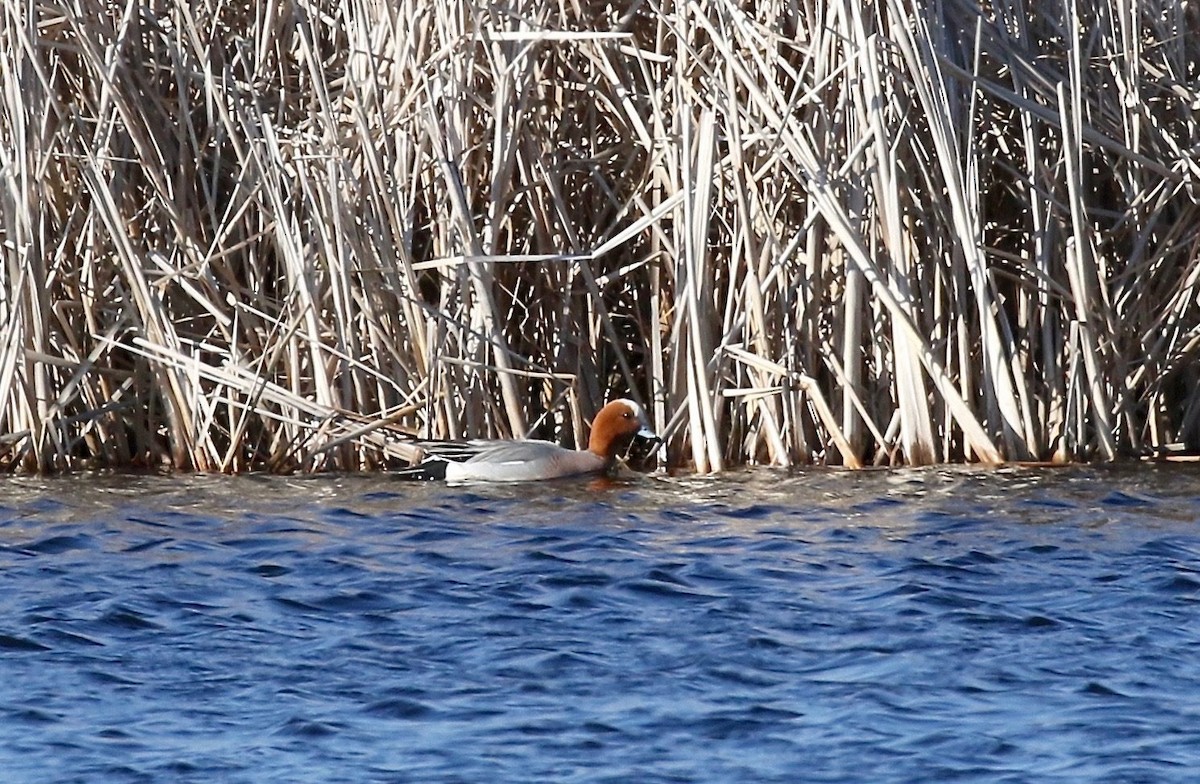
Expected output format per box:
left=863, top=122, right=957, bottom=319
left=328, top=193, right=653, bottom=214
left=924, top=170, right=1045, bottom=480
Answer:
left=0, top=0, right=1198, bottom=472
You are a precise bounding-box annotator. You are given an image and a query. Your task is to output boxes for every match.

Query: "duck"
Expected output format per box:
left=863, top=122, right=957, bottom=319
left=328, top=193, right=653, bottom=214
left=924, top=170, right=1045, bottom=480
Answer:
left=393, top=399, right=659, bottom=482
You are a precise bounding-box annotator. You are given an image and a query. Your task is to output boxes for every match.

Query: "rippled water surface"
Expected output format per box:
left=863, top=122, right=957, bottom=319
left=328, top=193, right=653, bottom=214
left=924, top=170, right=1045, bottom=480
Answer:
left=3, top=465, right=1200, bottom=782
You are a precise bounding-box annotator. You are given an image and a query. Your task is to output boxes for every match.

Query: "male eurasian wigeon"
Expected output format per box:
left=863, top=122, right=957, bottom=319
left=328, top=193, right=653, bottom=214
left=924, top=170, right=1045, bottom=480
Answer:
left=395, top=399, right=658, bottom=482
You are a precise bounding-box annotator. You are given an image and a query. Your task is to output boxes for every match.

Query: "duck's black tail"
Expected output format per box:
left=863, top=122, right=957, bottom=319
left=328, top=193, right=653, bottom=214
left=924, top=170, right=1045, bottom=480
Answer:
left=391, top=459, right=449, bottom=481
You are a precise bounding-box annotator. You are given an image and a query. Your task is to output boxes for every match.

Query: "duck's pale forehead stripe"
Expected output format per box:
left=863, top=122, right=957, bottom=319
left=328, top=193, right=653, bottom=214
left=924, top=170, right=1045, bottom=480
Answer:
left=612, top=398, right=644, bottom=420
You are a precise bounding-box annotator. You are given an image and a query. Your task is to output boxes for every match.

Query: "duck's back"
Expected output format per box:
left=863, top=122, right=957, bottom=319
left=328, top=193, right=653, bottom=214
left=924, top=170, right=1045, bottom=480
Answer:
left=444, top=440, right=604, bottom=482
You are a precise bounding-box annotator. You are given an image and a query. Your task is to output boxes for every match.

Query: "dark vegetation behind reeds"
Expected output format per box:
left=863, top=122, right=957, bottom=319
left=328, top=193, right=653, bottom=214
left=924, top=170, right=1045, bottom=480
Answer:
left=1, top=0, right=1198, bottom=472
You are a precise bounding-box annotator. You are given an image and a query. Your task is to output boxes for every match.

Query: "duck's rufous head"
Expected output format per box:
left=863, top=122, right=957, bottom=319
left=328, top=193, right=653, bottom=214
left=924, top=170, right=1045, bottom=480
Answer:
left=587, top=399, right=658, bottom=462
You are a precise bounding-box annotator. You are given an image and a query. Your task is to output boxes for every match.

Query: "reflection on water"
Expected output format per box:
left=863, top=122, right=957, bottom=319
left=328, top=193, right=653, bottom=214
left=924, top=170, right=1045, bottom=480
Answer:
left=1, top=465, right=1199, bottom=782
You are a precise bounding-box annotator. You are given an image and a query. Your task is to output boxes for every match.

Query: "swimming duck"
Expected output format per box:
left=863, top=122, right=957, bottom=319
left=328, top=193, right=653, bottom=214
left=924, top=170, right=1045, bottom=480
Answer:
left=394, top=399, right=659, bottom=482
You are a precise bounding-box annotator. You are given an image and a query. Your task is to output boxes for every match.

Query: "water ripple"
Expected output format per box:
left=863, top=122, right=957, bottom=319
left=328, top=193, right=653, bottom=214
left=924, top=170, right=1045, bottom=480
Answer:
left=1, top=467, right=1199, bottom=782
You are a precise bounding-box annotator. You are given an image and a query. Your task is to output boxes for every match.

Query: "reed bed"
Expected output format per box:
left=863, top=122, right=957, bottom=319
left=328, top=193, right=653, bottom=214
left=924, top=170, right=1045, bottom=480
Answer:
left=0, top=0, right=1197, bottom=472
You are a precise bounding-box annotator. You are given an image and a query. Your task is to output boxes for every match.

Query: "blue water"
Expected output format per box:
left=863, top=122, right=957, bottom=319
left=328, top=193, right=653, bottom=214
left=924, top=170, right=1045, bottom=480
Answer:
left=1, top=466, right=1199, bottom=782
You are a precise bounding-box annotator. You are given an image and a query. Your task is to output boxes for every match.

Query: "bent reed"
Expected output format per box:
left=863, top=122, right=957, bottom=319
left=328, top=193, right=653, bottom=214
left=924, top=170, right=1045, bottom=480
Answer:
left=0, top=0, right=1198, bottom=472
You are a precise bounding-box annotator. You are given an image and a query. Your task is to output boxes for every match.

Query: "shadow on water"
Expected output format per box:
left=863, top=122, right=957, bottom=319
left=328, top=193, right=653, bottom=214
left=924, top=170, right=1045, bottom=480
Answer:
left=1, top=464, right=1199, bottom=782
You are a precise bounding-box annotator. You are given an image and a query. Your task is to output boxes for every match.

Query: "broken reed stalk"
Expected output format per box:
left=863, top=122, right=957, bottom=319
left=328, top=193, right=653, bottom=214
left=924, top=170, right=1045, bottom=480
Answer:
left=0, top=0, right=1198, bottom=473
